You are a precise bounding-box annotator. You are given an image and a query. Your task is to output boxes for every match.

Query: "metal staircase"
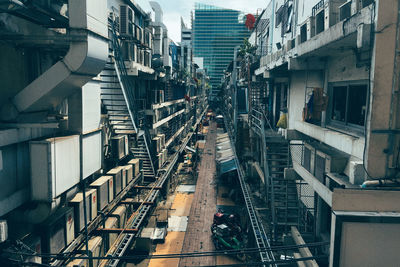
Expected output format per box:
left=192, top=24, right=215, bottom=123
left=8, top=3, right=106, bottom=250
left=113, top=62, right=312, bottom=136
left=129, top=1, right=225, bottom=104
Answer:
left=266, top=136, right=299, bottom=243
left=131, top=132, right=156, bottom=181
left=100, top=57, right=137, bottom=134
left=250, top=107, right=299, bottom=243
left=100, top=17, right=155, bottom=179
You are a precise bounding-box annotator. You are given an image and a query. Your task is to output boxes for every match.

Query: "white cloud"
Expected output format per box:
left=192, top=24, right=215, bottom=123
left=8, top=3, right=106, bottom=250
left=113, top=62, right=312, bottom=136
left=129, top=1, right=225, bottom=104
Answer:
left=163, top=11, right=182, bottom=42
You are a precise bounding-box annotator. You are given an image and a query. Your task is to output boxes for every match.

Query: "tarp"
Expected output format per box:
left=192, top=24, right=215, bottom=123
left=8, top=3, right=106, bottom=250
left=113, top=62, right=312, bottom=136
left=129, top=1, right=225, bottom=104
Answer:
left=219, top=158, right=237, bottom=174
left=216, top=132, right=237, bottom=174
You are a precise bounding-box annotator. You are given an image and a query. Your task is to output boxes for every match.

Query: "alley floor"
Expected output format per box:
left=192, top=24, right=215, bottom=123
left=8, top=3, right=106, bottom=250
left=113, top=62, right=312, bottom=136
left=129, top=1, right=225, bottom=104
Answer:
left=143, top=121, right=241, bottom=267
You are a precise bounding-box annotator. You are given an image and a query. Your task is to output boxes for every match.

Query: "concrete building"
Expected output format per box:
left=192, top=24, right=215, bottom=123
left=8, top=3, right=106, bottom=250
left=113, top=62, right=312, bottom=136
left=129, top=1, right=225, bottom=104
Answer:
left=223, top=0, right=400, bottom=266
left=0, top=0, right=207, bottom=265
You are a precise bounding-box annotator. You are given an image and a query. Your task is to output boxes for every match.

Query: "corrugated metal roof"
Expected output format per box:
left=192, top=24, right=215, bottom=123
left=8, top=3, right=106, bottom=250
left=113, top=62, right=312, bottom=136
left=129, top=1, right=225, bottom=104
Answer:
left=216, top=132, right=237, bottom=174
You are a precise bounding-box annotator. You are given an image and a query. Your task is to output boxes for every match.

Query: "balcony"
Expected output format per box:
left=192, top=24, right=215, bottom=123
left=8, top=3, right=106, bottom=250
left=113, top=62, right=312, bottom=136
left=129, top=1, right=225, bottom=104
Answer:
left=258, top=0, right=374, bottom=73
left=294, top=121, right=364, bottom=159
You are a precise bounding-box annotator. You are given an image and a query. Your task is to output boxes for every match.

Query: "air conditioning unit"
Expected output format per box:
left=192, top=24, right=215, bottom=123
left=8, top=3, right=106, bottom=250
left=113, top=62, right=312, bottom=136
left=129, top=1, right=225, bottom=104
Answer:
left=30, top=136, right=80, bottom=202
left=140, top=27, right=145, bottom=44
left=111, top=135, right=129, bottom=160
left=128, top=158, right=140, bottom=177
left=119, top=165, right=127, bottom=189
left=69, top=191, right=92, bottom=234
left=121, top=42, right=137, bottom=62
left=40, top=207, right=75, bottom=255
left=112, top=205, right=127, bottom=228
left=339, top=1, right=352, bottom=21
left=87, top=189, right=97, bottom=220
left=135, top=25, right=141, bottom=42
left=101, top=216, right=118, bottom=250
left=107, top=167, right=123, bottom=197
left=158, top=152, right=163, bottom=168
left=157, top=134, right=165, bottom=148
left=145, top=30, right=153, bottom=49
left=67, top=236, right=104, bottom=267
left=152, top=136, right=161, bottom=153
left=302, top=142, right=316, bottom=175
left=148, top=32, right=153, bottom=49
left=132, top=43, right=137, bottom=62
left=162, top=148, right=167, bottom=163
left=90, top=176, right=114, bottom=211
left=139, top=49, right=145, bottom=64
left=124, top=164, right=134, bottom=184
left=316, top=147, right=348, bottom=174
left=144, top=51, right=150, bottom=67
left=120, top=5, right=134, bottom=37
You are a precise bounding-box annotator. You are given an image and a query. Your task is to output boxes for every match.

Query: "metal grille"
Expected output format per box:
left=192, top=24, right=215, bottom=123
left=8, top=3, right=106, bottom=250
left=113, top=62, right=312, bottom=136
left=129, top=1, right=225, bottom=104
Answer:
left=290, top=142, right=315, bottom=215
left=314, top=154, right=325, bottom=183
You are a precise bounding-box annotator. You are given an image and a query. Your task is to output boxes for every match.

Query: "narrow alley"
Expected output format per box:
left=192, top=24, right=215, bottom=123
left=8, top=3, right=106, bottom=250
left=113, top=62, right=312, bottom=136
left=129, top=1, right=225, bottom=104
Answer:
left=142, top=121, right=241, bottom=267
left=2, top=1, right=400, bottom=267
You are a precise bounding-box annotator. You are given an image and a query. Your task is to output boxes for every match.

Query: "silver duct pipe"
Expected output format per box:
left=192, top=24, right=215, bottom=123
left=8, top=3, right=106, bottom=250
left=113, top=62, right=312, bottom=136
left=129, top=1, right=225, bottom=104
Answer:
left=0, top=0, right=108, bottom=120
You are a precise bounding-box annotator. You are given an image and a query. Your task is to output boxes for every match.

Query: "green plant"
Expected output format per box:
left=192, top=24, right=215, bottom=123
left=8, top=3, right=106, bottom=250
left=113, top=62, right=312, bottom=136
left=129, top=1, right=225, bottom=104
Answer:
left=238, top=38, right=257, bottom=57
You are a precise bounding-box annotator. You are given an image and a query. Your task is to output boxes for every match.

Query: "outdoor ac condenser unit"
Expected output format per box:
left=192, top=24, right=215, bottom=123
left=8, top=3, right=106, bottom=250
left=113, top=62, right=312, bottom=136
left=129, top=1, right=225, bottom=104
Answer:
left=120, top=5, right=134, bottom=37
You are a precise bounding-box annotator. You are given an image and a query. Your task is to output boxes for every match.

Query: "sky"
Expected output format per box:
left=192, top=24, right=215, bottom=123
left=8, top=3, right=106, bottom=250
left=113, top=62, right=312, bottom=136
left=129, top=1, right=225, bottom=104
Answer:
left=135, top=0, right=269, bottom=43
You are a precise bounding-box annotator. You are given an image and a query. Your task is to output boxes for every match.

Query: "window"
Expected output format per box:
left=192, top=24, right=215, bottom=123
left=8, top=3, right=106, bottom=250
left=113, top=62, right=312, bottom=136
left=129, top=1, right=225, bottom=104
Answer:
left=300, top=24, right=307, bottom=43
left=315, top=10, right=325, bottom=34
left=329, top=82, right=368, bottom=131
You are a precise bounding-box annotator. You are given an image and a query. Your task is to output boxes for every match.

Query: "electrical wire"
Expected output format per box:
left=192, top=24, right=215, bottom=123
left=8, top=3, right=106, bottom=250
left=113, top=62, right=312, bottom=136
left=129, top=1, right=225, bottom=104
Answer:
left=187, top=255, right=328, bottom=267
left=4, top=241, right=329, bottom=260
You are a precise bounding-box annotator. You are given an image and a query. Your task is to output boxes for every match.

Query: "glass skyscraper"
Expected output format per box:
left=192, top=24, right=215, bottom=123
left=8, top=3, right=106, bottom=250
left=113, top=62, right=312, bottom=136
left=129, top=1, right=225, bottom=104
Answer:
left=193, top=3, right=250, bottom=90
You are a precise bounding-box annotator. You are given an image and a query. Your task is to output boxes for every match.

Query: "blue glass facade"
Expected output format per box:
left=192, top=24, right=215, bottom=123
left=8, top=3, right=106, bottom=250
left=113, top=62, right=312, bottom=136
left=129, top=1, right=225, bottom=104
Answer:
left=193, top=3, right=250, bottom=89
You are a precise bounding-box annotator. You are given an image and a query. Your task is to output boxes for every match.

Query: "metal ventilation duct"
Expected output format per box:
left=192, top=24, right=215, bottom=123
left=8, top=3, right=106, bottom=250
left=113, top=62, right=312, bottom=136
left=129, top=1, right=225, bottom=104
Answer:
left=0, top=0, right=108, bottom=121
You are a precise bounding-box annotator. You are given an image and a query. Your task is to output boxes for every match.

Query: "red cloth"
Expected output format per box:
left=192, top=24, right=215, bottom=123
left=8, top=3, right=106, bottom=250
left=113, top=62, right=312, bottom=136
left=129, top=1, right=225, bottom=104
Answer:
left=245, top=14, right=256, bottom=30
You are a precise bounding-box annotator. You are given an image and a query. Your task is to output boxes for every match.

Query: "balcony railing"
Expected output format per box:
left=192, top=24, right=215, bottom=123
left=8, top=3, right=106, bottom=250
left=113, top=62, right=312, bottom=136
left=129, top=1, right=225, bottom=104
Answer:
left=312, top=0, right=325, bottom=16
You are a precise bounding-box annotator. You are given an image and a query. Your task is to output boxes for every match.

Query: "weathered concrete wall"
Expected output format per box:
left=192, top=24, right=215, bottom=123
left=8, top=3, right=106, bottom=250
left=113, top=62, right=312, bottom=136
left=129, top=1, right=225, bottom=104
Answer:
left=327, top=50, right=369, bottom=82
left=288, top=70, right=324, bottom=128
left=366, top=0, right=399, bottom=178
left=296, top=0, right=321, bottom=27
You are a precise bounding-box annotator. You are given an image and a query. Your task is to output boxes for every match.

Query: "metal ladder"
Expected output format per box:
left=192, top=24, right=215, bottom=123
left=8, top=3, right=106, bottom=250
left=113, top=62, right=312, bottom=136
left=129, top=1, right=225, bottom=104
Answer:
left=131, top=131, right=156, bottom=180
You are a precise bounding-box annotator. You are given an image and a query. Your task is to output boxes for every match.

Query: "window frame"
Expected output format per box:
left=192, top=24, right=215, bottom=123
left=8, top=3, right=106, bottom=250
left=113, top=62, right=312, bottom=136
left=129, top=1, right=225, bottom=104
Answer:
left=327, top=80, right=369, bottom=135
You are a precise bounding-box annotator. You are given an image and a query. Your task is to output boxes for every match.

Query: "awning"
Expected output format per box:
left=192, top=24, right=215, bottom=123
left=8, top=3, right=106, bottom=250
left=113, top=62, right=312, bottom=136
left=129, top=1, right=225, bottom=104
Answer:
left=218, top=158, right=237, bottom=174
